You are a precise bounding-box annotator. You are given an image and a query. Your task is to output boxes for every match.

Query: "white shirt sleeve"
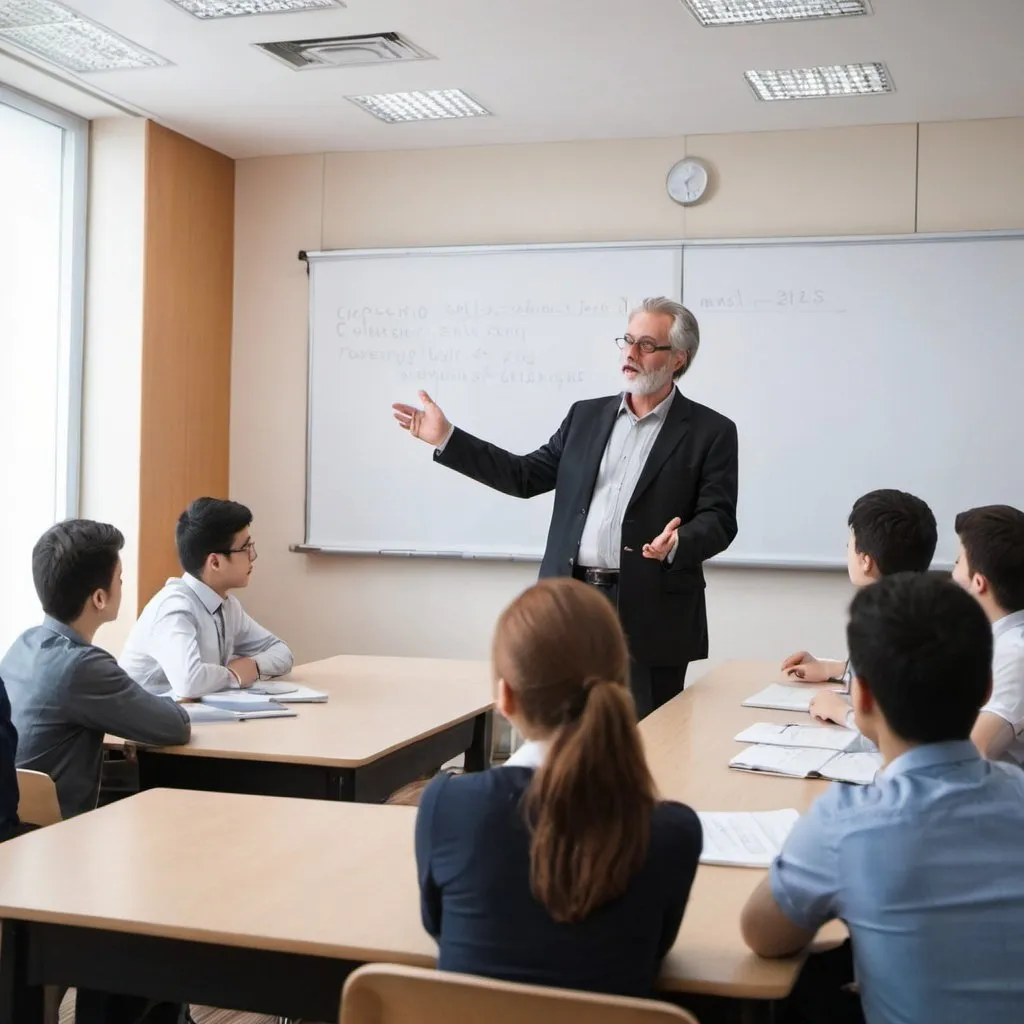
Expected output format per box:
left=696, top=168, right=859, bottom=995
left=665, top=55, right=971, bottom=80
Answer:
left=980, top=636, right=1024, bottom=734
left=435, top=424, right=455, bottom=454
left=146, top=607, right=238, bottom=700
left=228, top=599, right=294, bottom=680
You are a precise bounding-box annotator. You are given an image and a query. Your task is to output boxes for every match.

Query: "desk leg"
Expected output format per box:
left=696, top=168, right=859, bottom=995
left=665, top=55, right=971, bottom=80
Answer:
left=464, top=711, right=493, bottom=772
left=0, top=921, right=44, bottom=1024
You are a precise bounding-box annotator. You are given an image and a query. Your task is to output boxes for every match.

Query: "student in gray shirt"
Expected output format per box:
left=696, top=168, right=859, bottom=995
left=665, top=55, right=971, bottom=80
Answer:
left=1, top=520, right=191, bottom=819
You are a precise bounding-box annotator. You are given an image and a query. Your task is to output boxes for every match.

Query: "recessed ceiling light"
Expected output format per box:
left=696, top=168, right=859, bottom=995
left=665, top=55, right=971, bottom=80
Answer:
left=745, top=62, right=892, bottom=100
left=166, top=0, right=343, bottom=19
left=0, top=0, right=169, bottom=71
left=348, top=89, right=491, bottom=124
left=682, top=0, right=869, bottom=25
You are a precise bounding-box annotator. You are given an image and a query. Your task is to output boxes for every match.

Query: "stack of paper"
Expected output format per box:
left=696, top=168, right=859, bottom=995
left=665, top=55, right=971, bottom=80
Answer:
left=741, top=684, right=818, bottom=712
left=697, top=809, right=801, bottom=868
left=730, top=744, right=882, bottom=785
left=248, top=682, right=328, bottom=703
left=193, top=694, right=298, bottom=720
left=735, top=722, right=859, bottom=751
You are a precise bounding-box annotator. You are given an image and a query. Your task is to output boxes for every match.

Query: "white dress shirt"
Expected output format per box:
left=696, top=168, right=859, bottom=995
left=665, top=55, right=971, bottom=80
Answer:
left=577, top=390, right=676, bottom=569
left=118, top=574, right=294, bottom=699
left=504, top=738, right=546, bottom=769
left=980, top=609, right=1024, bottom=765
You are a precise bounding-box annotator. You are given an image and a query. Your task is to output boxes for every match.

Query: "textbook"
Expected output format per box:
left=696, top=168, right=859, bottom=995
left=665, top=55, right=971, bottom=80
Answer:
left=740, top=684, right=817, bottom=712
left=729, top=744, right=882, bottom=785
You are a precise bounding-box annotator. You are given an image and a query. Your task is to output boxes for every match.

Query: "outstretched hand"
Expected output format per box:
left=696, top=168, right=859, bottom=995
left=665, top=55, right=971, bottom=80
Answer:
left=392, top=391, right=451, bottom=447
left=642, top=517, right=682, bottom=561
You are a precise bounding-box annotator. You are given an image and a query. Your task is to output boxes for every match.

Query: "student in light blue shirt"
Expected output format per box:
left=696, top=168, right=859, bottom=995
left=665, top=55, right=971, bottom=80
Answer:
left=742, top=572, right=1024, bottom=1024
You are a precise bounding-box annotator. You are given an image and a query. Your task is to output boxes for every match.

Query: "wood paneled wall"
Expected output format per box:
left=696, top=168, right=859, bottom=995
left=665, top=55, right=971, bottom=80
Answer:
left=139, top=122, right=235, bottom=604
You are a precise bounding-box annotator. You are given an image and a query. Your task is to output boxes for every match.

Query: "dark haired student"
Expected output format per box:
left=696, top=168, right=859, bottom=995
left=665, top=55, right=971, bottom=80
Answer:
left=742, top=573, right=1024, bottom=1024
left=1, top=520, right=190, bottom=820
left=120, top=497, right=293, bottom=699
left=414, top=577, right=702, bottom=997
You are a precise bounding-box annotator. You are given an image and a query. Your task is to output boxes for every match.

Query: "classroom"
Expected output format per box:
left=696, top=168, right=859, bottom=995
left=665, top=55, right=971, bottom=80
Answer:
left=2, top=1, right=1024, bottom=1023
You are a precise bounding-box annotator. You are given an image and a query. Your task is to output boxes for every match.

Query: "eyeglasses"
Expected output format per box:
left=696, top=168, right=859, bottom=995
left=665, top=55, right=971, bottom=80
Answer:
left=615, top=335, right=672, bottom=355
left=223, top=539, right=257, bottom=562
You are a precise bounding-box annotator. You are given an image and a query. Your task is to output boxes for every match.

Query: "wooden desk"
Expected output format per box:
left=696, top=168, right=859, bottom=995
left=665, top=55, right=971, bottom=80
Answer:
left=135, top=655, right=494, bottom=803
left=641, top=660, right=843, bottom=1003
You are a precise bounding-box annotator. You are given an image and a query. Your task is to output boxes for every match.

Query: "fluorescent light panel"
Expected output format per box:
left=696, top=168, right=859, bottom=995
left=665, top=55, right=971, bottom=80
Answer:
left=167, top=0, right=343, bottom=19
left=745, top=62, right=891, bottom=100
left=349, top=89, right=491, bottom=124
left=0, top=0, right=169, bottom=71
left=682, top=0, right=869, bottom=25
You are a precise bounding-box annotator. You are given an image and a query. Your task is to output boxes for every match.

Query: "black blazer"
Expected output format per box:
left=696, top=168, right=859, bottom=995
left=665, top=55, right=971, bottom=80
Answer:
left=435, top=389, right=738, bottom=666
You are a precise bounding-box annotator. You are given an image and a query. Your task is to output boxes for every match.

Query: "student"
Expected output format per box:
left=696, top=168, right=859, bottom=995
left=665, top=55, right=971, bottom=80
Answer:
left=120, top=497, right=293, bottom=699
left=781, top=488, right=937, bottom=727
left=952, top=505, right=1024, bottom=763
left=741, top=572, right=1024, bottom=1024
left=415, top=577, right=702, bottom=998
left=0, top=520, right=191, bottom=820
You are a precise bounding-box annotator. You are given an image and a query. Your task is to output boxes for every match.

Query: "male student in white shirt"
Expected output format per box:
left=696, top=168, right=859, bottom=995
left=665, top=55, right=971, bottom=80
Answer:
left=951, top=505, right=1024, bottom=763
left=120, top=498, right=293, bottom=699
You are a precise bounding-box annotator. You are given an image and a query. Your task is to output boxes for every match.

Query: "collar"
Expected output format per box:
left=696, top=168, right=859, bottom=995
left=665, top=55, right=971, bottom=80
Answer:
left=181, top=573, right=224, bottom=614
left=882, top=739, right=981, bottom=778
left=618, top=387, right=676, bottom=425
left=504, top=739, right=547, bottom=770
left=993, top=609, right=1024, bottom=639
left=41, top=616, right=87, bottom=646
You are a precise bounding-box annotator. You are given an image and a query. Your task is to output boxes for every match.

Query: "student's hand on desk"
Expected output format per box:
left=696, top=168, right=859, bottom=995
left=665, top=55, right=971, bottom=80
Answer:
left=642, top=517, right=682, bottom=561
left=810, top=690, right=850, bottom=727
left=782, top=652, right=831, bottom=683
left=392, top=391, right=451, bottom=447
left=228, top=656, right=259, bottom=687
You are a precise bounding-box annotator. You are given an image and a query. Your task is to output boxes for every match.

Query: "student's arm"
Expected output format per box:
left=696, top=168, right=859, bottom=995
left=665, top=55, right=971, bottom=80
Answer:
left=229, top=602, right=294, bottom=680
left=741, top=793, right=841, bottom=958
left=656, top=805, right=703, bottom=959
left=414, top=774, right=449, bottom=939
left=972, top=713, right=1015, bottom=759
left=147, top=607, right=238, bottom=699
left=67, top=648, right=191, bottom=746
left=972, top=647, right=1024, bottom=760
left=783, top=654, right=848, bottom=684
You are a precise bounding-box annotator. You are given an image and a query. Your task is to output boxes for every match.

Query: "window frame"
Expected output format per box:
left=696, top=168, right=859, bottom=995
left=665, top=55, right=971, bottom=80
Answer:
left=0, top=83, right=88, bottom=519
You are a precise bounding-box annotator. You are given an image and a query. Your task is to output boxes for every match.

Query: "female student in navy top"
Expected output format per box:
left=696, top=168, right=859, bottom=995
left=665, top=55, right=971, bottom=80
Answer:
left=414, top=577, right=703, bottom=998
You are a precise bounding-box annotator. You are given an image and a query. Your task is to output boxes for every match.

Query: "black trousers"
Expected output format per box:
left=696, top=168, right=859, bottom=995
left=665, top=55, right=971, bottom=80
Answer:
left=576, top=575, right=688, bottom=720
left=780, top=940, right=865, bottom=1024
left=75, top=992, right=187, bottom=1023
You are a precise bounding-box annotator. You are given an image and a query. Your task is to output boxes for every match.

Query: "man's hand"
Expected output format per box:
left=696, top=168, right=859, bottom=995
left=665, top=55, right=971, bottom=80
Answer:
left=643, top=517, right=682, bottom=561
left=809, top=690, right=851, bottom=727
left=392, top=391, right=452, bottom=447
left=228, top=656, right=259, bottom=688
left=782, top=653, right=845, bottom=683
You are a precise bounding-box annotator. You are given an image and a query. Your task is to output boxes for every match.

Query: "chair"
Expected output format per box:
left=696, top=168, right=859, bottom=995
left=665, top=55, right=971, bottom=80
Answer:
left=16, top=768, right=61, bottom=828
left=338, top=963, right=700, bottom=1024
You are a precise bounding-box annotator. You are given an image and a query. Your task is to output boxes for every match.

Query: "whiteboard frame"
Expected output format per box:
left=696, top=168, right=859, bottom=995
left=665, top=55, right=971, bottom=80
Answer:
left=299, top=230, right=1024, bottom=570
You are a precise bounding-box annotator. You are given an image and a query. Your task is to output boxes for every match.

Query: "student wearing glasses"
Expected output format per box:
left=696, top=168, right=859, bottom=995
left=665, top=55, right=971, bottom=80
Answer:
left=393, top=297, right=738, bottom=718
left=120, top=498, right=293, bottom=700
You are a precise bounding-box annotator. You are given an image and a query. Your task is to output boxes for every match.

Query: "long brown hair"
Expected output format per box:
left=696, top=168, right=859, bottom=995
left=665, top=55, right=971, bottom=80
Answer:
left=492, top=577, right=657, bottom=924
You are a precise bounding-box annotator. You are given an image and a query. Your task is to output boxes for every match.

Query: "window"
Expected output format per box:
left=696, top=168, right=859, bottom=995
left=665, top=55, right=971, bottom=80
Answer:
left=0, top=86, right=87, bottom=649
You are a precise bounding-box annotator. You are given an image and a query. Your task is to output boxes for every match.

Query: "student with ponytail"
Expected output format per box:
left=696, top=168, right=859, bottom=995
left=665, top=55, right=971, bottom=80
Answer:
left=414, top=577, right=702, bottom=997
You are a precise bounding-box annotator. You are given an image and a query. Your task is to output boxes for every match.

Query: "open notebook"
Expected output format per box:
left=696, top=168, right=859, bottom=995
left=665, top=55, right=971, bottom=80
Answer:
left=697, top=809, right=800, bottom=868
left=730, top=744, right=882, bottom=785
left=735, top=722, right=859, bottom=751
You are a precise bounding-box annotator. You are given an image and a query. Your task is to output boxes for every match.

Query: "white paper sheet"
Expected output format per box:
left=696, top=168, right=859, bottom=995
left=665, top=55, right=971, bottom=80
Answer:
left=740, top=684, right=817, bottom=712
left=697, top=809, right=801, bottom=868
left=729, top=744, right=836, bottom=777
left=734, top=722, right=859, bottom=751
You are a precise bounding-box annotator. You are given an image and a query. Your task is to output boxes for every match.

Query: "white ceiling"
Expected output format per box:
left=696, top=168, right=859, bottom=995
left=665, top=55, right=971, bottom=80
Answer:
left=2, top=0, right=1024, bottom=158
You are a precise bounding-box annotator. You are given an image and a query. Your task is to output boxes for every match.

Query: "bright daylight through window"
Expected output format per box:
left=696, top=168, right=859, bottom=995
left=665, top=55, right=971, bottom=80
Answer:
left=0, top=86, right=86, bottom=650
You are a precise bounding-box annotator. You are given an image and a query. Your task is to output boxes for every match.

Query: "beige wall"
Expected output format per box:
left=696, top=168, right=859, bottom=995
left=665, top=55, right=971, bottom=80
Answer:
left=231, top=118, right=1024, bottom=674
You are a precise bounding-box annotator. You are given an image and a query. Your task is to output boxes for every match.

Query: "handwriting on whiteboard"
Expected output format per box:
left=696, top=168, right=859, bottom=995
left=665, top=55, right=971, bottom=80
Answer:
left=698, top=289, right=843, bottom=312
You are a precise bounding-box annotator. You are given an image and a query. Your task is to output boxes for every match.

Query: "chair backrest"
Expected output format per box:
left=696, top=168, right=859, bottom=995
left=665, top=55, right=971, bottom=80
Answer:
left=16, top=769, right=62, bottom=827
left=339, top=964, right=700, bottom=1024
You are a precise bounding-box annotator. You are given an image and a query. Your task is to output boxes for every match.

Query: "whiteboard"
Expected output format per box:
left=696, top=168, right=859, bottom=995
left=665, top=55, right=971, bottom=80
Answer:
left=304, top=243, right=683, bottom=558
left=681, top=234, right=1024, bottom=567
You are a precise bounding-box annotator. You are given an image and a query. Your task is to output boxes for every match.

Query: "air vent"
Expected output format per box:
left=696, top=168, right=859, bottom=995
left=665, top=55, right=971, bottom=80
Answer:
left=255, top=31, right=432, bottom=70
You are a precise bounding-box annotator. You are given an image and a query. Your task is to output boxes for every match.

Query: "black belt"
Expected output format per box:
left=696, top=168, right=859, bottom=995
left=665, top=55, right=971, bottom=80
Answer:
left=573, top=565, right=620, bottom=588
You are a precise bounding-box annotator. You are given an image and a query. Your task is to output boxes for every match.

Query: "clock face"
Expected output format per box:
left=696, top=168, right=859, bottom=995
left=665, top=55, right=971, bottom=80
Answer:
left=666, top=158, right=709, bottom=206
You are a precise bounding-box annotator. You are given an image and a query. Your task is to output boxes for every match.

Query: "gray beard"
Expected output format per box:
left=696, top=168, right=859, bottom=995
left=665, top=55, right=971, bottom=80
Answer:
left=622, top=364, right=675, bottom=396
